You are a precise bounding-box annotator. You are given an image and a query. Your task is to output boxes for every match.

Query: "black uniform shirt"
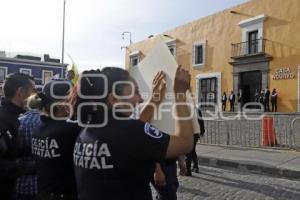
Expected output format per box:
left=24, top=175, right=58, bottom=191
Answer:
left=0, top=98, right=25, bottom=199
left=74, top=119, right=170, bottom=200
left=32, top=115, right=81, bottom=195
left=0, top=98, right=25, bottom=158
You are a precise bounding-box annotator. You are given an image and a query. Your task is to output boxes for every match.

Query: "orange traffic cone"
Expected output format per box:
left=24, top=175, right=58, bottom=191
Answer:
left=262, top=116, right=278, bottom=147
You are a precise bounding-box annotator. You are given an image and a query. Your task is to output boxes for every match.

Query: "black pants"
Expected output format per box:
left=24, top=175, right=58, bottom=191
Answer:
left=152, top=161, right=179, bottom=200
left=230, top=102, right=234, bottom=112
left=186, top=134, right=200, bottom=173
left=264, top=100, right=270, bottom=112
left=271, top=102, right=277, bottom=112
left=222, top=102, right=226, bottom=111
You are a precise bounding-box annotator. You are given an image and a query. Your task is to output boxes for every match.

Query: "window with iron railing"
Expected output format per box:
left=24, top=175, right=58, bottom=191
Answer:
left=231, top=38, right=266, bottom=58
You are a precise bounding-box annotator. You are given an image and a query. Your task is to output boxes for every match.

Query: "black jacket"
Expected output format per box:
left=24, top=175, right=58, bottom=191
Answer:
left=229, top=94, right=235, bottom=104
left=222, top=95, right=227, bottom=103
left=0, top=98, right=26, bottom=199
left=265, top=90, right=270, bottom=101
left=32, top=116, right=81, bottom=196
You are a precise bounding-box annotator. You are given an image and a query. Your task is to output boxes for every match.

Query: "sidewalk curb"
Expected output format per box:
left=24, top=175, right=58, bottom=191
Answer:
left=197, top=155, right=300, bottom=181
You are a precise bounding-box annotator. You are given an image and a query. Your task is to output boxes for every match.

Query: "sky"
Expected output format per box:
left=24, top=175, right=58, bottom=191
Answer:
left=0, top=0, right=248, bottom=70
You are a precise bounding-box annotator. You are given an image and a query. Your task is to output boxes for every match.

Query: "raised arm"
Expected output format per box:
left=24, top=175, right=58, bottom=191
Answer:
left=165, top=65, right=193, bottom=158
left=139, top=71, right=166, bottom=122
left=138, top=71, right=167, bottom=187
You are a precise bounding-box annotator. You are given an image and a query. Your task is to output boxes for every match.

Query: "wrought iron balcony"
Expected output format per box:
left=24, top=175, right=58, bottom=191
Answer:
left=231, top=39, right=266, bottom=58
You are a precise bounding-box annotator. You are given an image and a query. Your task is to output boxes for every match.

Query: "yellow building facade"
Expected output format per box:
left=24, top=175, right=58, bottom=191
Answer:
left=125, top=0, right=300, bottom=112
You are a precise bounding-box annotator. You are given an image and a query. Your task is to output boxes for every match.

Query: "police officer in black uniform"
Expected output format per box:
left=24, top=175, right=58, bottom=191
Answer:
left=30, top=79, right=80, bottom=200
left=0, top=73, right=35, bottom=200
left=72, top=66, right=193, bottom=200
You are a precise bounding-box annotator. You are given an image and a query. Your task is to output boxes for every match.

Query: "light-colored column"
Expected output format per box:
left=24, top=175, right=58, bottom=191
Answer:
left=233, top=72, right=239, bottom=96
left=261, top=70, right=269, bottom=90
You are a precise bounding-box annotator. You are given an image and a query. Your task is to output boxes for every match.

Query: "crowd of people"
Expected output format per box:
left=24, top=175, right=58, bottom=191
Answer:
left=0, top=65, right=205, bottom=200
left=222, top=88, right=278, bottom=112
left=222, top=90, right=239, bottom=112
left=255, top=88, right=278, bottom=112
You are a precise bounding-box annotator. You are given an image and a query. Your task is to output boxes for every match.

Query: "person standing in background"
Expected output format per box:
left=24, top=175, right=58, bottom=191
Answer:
left=0, top=73, right=35, bottom=200
left=264, top=87, right=270, bottom=112
left=15, top=110, right=41, bottom=200
left=259, top=90, right=265, bottom=106
left=271, top=88, right=278, bottom=112
left=221, top=92, right=227, bottom=112
left=229, top=91, right=235, bottom=112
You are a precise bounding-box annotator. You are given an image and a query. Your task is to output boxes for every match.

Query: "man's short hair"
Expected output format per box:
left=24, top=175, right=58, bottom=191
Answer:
left=3, top=73, right=34, bottom=99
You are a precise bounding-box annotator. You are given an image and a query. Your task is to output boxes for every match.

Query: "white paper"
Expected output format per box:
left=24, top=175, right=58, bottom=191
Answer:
left=129, top=42, right=200, bottom=134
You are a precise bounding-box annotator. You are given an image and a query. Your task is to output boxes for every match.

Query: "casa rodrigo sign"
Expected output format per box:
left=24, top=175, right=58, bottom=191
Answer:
left=272, top=67, right=296, bottom=80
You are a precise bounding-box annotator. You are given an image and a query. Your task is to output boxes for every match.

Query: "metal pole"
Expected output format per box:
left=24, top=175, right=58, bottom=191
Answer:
left=61, top=0, right=66, bottom=65
left=122, top=32, right=132, bottom=45
left=129, top=32, right=132, bottom=44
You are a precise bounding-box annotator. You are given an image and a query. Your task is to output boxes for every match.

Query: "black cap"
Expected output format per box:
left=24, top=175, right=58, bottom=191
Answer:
left=42, top=79, right=72, bottom=102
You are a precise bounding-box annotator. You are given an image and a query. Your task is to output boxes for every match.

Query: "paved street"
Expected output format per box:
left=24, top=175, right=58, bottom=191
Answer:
left=153, top=166, right=300, bottom=200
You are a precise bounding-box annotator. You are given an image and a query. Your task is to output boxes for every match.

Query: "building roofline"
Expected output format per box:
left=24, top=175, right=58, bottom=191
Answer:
left=129, top=0, right=251, bottom=47
left=0, top=56, right=68, bottom=68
